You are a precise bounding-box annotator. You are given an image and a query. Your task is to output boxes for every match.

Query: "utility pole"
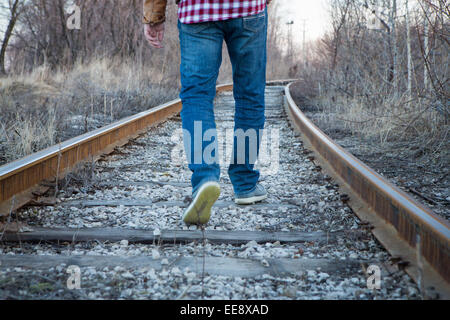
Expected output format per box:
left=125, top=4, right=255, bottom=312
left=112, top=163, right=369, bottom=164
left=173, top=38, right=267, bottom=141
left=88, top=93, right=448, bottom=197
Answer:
left=286, top=21, right=294, bottom=66
left=301, top=19, right=307, bottom=68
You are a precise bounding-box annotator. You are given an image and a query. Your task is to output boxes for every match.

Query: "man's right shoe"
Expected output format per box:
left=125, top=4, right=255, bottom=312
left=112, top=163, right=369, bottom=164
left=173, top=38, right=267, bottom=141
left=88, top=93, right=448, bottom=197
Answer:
left=182, top=181, right=221, bottom=225
left=235, top=184, right=268, bottom=205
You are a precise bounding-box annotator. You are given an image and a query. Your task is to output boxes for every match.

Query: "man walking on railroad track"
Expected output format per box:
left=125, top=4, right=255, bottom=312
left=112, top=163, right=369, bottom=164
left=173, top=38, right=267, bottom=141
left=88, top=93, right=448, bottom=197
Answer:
left=143, top=0, right=270, bottom=225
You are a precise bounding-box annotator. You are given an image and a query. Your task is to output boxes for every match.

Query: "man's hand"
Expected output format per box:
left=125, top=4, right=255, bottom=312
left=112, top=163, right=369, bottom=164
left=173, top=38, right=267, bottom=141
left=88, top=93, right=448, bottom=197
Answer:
left=144, top=23, right=165, bottom=49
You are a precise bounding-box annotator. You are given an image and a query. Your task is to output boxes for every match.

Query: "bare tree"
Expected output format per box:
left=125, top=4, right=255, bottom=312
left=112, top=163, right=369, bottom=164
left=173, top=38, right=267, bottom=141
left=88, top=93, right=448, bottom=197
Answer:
left=415, top=0, right=449, bottom=104
left=422, top=1, right=430, bottom=91
left=405, top=0, right=412, bottom=95
left=389, top=0, right=398, bottom=92
left=0, top=0, right=23, bottom=75
left=329, top=0, right=351, bottom=72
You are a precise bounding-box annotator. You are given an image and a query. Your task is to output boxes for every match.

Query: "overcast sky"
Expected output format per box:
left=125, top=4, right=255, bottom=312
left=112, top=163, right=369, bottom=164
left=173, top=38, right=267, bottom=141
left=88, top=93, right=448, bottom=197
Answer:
left=275, top=0, right=331, bottom=43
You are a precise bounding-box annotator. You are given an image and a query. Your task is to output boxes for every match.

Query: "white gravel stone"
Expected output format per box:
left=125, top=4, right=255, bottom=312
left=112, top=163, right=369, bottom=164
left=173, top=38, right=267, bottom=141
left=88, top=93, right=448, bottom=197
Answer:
left=152, top=249, right=161, bottom=260
left=122, top=272, right=134, bottom=280
left=153, top=228, right=161, bottom=237
left=171, top=267, right=181, bottom=276
left=245, top=240, right=258, bottom=248
left=147, top=269, right=157, bottom=280
left=261, top=259, right=270, bottom=267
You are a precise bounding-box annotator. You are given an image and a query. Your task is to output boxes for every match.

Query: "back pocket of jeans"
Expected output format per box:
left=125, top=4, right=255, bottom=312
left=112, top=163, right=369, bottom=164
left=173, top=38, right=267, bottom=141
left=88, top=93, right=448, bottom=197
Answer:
left=243, top=12, right=266, bottom=32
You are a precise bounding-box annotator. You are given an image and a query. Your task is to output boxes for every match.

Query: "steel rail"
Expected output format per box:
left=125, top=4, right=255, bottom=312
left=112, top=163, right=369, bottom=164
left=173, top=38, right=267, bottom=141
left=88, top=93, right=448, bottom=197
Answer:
left=284, top=82, right=449, bottom=298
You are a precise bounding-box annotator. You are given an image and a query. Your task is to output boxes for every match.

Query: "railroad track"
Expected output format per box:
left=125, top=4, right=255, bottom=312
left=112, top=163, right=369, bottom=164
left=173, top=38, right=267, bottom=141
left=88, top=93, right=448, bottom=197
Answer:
left=0, top=83, right=448, bottom=300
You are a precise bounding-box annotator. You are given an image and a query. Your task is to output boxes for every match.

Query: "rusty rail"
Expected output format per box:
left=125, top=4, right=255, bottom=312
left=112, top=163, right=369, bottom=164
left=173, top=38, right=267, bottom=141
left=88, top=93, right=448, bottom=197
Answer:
left=284, top=82, right=450, bottom=298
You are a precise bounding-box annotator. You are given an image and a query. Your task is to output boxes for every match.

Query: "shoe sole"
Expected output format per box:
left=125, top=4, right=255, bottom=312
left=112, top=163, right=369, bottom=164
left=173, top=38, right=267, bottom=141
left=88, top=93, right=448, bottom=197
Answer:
left=235, top=194, right=268, bottom=205
left=183, top=182, right=221, bottom=225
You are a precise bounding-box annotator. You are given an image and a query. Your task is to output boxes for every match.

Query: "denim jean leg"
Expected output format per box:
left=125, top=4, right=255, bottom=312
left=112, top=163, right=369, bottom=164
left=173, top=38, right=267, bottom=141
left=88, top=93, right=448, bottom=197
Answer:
left=224, top=10, right=268, bottom=195
left=178, top=21, right=223, bottom=195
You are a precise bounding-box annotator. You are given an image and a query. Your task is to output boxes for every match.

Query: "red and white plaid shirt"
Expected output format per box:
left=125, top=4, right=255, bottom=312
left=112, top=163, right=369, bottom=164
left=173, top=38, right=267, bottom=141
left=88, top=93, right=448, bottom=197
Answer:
left=178, top=0, right=267, bottom=24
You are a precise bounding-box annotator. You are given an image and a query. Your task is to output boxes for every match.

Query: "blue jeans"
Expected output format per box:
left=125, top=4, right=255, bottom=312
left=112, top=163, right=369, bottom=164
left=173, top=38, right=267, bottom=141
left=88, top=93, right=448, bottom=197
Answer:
left=178, top=9, right=267, bottom=196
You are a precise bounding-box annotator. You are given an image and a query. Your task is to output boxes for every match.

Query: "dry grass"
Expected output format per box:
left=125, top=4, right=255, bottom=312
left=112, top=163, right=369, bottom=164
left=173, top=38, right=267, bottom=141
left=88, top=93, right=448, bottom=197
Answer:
left=303, top=88, right=449, bottom=165
left=0, top=58, right=180, bottom=165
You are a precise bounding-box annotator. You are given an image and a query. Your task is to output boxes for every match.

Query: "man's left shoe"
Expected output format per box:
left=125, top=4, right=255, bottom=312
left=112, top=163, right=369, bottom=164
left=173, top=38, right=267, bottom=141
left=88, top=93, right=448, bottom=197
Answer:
left=182, top=181, right=221, bottom=225
left=235, top=184, right=268, bottom=205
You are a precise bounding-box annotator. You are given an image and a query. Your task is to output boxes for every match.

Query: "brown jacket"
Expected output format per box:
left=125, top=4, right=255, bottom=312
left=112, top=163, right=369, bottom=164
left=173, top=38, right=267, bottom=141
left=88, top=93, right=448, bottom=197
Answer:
left=143, top=0, right=271, bottom=25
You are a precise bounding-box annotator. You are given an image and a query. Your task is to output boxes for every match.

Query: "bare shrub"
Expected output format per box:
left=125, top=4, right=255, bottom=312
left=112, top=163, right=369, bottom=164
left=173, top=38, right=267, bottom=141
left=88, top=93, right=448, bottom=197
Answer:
left=292, top=0, right=449, bottom=163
